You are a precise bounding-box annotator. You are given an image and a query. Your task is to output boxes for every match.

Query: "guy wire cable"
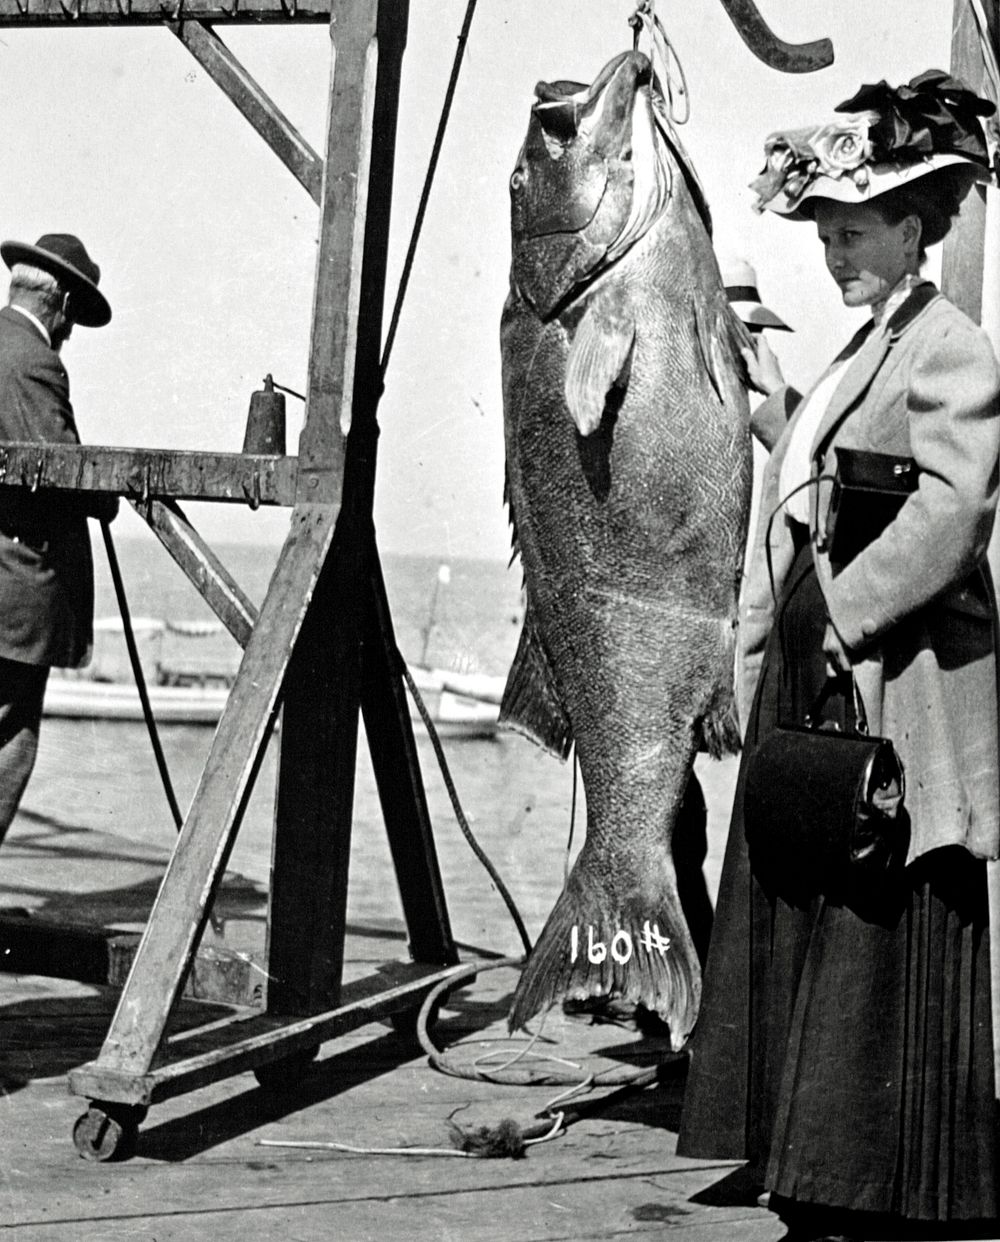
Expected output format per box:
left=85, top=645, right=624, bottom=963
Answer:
left=380, top=0, right=479, bottom=381
left=401, top=660, right=531, bottom=957
left=101, top=519, right=225, bottom=937
left=101, top=520, right=183, bottom=831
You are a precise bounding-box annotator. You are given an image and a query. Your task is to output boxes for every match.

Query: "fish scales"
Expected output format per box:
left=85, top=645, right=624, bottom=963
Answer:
left=500, top=49, right=752, bottom=1046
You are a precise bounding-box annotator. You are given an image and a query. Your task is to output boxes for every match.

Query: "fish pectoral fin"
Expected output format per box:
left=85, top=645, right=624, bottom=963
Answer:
left=564, top=300, right=635, bottom=436
left=499, top=603, right=572, bottom=759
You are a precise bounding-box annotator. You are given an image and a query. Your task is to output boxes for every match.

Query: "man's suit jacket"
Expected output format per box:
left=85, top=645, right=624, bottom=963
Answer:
left=741, top=282, right=1000, bottom=864
left=0, top=305, right=99, bottom=668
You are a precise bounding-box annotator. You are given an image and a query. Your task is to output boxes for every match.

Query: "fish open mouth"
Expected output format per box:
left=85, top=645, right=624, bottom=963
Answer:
left=514, top=52, right=651, bottom=243
left=508, top=44, right=709, bottom=318
left=531, top=50, right=652, bottom=152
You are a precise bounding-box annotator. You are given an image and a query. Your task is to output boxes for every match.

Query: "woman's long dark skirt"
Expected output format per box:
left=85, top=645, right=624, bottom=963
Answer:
left=677, top=543, right=998, bottom=1223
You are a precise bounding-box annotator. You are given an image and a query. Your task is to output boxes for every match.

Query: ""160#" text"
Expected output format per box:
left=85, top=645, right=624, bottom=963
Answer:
left=569, top=921, right=672, bottom=965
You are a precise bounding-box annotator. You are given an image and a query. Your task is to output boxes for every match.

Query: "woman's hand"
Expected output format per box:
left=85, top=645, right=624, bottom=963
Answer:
left=822, top=619, right=853, bottom=677
left=741, top=334, right=785, bottom=396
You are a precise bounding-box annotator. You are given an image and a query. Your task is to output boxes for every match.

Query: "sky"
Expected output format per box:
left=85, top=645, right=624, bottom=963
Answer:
left=0, top=0, right=989, bottom=561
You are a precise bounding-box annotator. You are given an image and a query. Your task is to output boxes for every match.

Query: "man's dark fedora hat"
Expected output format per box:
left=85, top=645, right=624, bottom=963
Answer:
left=0, top=233, right=111, bottom=327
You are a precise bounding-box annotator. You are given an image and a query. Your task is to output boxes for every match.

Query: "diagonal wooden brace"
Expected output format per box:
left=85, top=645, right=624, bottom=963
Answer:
left=86, top=502, right=336, bottom=1075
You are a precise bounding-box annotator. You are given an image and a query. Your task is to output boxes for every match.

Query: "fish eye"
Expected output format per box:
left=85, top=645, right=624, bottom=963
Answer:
left=510, top=168, right=526, bottom=191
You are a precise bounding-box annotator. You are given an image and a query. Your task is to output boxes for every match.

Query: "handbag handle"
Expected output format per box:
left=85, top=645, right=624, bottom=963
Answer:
left=803, top=673, right=869, bottom=736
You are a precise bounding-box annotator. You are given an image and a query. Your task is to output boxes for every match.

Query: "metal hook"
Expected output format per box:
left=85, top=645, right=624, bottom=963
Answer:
left=242, top=468, right=261, bottom=511
left=115, top=0, right=131, bottom=15
left=716, top=0, right=833, bottom=74
left=31, top=457, right=44, bottom=493
left=59, top=0, right=81, bottom=19
left=14, top=0, right=29, bottom=16
left=629, top=1, right=653, bottom=41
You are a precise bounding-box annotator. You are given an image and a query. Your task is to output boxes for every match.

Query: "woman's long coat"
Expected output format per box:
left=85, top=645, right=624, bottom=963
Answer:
left=741, top=281, right=1000, bottom=865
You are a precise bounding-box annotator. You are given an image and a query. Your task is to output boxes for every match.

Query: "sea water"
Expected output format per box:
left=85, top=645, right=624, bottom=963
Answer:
left=11, top=535, right=736, bottom=958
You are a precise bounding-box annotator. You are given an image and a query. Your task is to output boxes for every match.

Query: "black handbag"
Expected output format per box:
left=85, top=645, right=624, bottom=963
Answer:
left=825, top=447, right=917, bottom=567
left=743, top=676, right=907, bottom=895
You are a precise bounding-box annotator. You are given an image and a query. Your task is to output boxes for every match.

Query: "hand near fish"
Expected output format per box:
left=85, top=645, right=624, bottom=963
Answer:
left=741, top=334, right=785, bottom=396
left=823, top=618, right=853, bottom=676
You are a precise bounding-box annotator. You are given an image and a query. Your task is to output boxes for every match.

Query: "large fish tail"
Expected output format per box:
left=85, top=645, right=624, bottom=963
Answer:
left=508, top=854, right=700, bottom=1051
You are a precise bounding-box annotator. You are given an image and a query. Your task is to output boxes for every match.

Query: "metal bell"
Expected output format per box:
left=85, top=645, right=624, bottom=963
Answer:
left=242, top=374, right=286, bottom=455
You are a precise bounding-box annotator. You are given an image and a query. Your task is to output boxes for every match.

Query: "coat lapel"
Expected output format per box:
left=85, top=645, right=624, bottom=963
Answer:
left=810, top=281, right=940, bottom=460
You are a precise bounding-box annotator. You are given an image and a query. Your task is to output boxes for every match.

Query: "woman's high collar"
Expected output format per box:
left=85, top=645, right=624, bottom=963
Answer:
left=871, top=272, right=925, bottom=328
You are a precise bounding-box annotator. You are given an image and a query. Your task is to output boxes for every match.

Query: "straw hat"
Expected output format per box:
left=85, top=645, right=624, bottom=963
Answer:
left=722, top=258, right=791, bottom=331
left=0, top=233, right=111, bottom=327
left=750, top=69, right=997, bottom=220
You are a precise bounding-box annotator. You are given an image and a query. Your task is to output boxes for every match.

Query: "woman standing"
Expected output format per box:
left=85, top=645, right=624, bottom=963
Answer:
left=678, top=72, right=1000, bottom=1241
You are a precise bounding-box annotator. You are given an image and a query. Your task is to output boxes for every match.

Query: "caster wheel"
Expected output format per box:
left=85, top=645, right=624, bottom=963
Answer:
left=253, top=1044, right=319, bottom=1090
left=72, top=1102, right=146, bottom=1162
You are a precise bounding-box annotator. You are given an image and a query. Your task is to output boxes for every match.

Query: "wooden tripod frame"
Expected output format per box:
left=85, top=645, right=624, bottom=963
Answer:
left=0, top=0, right=991, bottom=1159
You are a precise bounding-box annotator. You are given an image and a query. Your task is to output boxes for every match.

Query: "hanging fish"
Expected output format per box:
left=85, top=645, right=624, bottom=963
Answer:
left=500, top=47, right=752, bottom=1047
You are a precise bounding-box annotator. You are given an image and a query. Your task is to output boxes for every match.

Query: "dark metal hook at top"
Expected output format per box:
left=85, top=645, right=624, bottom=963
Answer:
left=718, top=0, right=833, bottom=73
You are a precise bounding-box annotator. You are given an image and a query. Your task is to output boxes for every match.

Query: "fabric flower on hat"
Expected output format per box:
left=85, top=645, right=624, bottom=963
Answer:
left=749, top=68, right=997, bottom=214
left=810, top=112, right=876, bottom=177
left=835, top=69, right=996, bottom=167
left=749, top=128, right=817, bottom=209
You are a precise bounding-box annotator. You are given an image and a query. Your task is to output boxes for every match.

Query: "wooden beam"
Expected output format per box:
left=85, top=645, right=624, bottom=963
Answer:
left=360, top=554, right=457, bottom=966
left=0, top=913, right=262, bottom=1006
left=173, top=21, right=323, bottom=204
left=79, top=503, right=336, bottom=1076
left=142, top=499, right=259, bottom=647
left=0, top=0, right=331, bottom=24
left=0, top=443, right=298, bottom=505
left=265, top=0, right=410, bottom=1018
left=296, top=0, right=403, bottom=494
left=941, top=0, right=997, bottom=322
left=265, top=523, right=364, bottom=1015
left=69, top=960, right=467, bottom=1107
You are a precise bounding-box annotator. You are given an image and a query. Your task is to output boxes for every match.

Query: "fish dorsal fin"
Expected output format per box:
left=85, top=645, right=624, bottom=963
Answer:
left=564, top=295, right=636, bottom=436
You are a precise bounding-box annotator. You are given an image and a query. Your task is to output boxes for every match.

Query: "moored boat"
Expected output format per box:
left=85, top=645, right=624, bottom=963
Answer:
left=43, top=618, right=504, bottom=737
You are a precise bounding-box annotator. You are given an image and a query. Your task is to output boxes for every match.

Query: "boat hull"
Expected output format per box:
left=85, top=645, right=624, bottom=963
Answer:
left=43, top=672, right=502, bottom=738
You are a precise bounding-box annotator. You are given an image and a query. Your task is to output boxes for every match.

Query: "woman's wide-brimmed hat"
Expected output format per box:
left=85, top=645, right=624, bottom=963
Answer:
left=0, top=233, right=111, bottom=327
left=751, top=69, right=998, bottom=220
left=722, top=258, right=791, bottom=331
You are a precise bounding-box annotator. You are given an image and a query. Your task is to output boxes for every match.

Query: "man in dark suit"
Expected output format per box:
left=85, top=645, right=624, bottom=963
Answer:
left=0, top=233, right=115, bottom=843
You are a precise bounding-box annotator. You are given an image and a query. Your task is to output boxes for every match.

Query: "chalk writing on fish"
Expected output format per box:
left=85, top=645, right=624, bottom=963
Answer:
left=569, top=922, right=672, bottom=966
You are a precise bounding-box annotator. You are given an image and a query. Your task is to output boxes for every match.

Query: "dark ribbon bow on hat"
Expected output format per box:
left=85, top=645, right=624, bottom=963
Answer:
left=835, top=68, right=996, bottom=169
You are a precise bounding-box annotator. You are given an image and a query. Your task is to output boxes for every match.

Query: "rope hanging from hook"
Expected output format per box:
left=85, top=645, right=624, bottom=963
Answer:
left=629, top=0, right=690, bottom=126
